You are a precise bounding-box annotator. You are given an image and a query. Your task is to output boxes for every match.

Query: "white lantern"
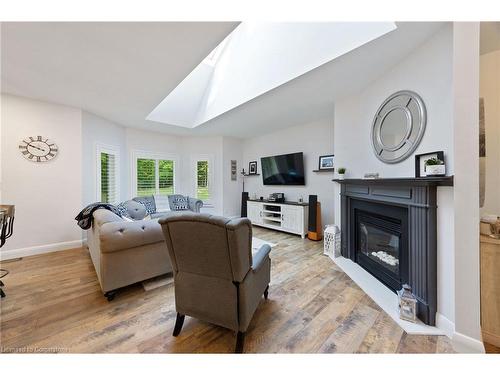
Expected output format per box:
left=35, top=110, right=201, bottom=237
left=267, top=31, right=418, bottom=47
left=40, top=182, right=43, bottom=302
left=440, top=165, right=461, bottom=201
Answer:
left=324, top=225, right=341, bottom=258
left=397, top=284, right=417, bottom=322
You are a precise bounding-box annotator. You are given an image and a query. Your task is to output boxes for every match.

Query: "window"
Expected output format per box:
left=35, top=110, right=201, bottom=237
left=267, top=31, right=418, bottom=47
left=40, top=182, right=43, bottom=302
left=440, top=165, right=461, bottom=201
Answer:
left=134, top=152, right=177, bottom=197
left=96, top=144, right=119, bottom=205
left=196, top=160, right=210, bottom=201
left=136, top=158, right=156, bottom=197
left=194, top=156, right=213, bottom=204
left=159, top=159, right=175, bottom=195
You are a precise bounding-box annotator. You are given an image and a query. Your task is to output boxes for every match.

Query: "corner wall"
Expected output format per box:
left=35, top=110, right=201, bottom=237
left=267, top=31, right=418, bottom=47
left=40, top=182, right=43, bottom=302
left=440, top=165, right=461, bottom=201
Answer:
left=222, top=137, right=243, bottom=217
left=241, top=116, right=335, bottom=226
left=332, top=25, right=457, bottom=338
left=82, top=111, right=128, bottom=205
left=0, top=94, right=83, bottom=257
left=452, top=22, right=483, bottom=352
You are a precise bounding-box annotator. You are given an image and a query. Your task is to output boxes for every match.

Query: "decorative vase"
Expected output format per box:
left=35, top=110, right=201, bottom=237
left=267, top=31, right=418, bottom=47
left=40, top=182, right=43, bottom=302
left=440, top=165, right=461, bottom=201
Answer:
left=425, top=164, right=445, bottom=176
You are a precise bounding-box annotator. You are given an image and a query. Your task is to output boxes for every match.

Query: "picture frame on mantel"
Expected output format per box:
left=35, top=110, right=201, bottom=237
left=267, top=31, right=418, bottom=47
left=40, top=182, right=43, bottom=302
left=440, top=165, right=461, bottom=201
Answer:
left=318, top=154, right=334, bottom=170
left=415, top=151, right=445, bottom=178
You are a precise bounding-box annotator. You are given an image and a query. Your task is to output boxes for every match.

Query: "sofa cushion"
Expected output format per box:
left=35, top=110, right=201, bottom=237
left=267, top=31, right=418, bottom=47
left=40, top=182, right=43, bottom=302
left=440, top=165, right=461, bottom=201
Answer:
left=93, top=209, right=124, bottom=227
left=99, top=219, right=165, bottom=253
left=121, top=200, right=148, bottom=220
left=171, top=195, right=189, bottom=211
left=133, top=196, right=156, bottom=215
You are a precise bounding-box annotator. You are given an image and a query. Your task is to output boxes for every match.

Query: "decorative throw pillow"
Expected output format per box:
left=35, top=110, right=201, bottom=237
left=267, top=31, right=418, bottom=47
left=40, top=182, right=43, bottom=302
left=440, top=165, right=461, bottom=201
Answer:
left=115, top=202, right=129, bottom=218
left=133, top=196, right=156, bottom=215
left=172, top=196, right=189, bottom=211
left=123, top=200, right=148, bottom=220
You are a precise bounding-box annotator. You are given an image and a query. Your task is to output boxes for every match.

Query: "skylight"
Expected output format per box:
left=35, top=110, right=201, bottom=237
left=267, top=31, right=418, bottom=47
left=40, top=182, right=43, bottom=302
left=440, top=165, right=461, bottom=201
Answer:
left=203, top=33, right=231, bottom=67
left=147, top=22, right=397, bottom=128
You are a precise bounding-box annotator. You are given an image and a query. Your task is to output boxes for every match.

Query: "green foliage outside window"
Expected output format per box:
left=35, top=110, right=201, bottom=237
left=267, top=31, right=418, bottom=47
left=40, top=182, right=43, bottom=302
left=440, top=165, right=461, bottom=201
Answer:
left=101, top=153, right=110, bottom=202
left=137, top=158, right=174, bottom=196
left=197, top=160, right=210, bottom=201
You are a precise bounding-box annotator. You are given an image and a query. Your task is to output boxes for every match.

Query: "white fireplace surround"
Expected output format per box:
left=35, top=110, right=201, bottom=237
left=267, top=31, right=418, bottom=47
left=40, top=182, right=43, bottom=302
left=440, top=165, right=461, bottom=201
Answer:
left=331, top=255, right=445, bottom=336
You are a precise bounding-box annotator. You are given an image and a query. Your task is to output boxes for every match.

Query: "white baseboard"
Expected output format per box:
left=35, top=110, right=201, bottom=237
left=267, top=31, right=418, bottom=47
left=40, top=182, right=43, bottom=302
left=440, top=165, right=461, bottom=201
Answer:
left=0, top=239, right=83, bottom=261
left=436, top=313, right=455, bottom=338
left=452, top=331, right=485, bottom=353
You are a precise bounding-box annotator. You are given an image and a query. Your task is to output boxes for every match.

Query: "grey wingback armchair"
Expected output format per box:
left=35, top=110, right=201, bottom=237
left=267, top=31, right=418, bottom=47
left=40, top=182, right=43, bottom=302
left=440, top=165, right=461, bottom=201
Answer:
left=159, top=212, right=271, bottom=353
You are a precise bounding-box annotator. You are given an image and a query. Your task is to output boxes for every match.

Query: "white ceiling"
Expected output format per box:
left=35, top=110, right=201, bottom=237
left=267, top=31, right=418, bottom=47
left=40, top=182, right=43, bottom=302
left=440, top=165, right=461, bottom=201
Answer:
left=147, top=22, right=396, bottom=128
left=1, top=22, right=445, bottom=138
left=1, top=22, right=238, bottom=135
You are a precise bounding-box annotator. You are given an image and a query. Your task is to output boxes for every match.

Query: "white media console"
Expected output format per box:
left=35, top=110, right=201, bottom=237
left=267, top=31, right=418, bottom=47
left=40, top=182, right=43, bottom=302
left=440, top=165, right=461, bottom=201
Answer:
left=247, top=199, right=309, bottom=238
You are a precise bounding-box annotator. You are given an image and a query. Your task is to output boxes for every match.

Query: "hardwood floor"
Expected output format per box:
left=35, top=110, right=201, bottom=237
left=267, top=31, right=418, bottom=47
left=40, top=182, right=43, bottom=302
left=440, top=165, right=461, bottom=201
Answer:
left=0, top=227, right=456, bottom=353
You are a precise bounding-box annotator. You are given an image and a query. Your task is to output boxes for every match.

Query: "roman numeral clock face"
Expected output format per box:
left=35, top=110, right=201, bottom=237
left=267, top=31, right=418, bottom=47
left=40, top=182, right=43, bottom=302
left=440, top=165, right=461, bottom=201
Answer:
left=19, top=136, right=58, bottom=162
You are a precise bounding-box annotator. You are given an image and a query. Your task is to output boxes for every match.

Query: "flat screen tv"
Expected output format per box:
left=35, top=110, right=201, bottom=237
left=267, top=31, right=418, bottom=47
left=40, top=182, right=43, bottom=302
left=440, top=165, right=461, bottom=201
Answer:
left=261, top=152, right=305, bottom=185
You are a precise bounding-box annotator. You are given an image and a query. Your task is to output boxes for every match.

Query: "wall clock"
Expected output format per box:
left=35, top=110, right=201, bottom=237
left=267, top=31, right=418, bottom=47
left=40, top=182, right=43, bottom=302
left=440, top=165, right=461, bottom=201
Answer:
left=18, top=136, right=59, bottom=162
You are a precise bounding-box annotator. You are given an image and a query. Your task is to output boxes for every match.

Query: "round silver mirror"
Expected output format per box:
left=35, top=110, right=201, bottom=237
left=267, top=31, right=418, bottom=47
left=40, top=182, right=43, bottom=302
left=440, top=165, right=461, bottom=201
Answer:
left=371, top=90, right=426, bottom=164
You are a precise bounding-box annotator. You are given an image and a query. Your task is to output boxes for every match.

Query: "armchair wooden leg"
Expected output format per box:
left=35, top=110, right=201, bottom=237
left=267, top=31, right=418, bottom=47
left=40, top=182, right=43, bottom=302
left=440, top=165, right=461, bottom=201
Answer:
left=173, top=313, right=185, bottom=337
left=235, top=331, right=245, bottom=353
left=264, top=285, right=269, bottom=300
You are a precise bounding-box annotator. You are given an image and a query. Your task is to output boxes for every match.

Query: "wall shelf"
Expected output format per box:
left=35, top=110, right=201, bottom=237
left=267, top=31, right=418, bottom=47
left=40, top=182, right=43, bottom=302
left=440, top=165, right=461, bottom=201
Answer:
left=313, top=169, right=335, bottom=173
left=242, top=173, right=260, bottom=177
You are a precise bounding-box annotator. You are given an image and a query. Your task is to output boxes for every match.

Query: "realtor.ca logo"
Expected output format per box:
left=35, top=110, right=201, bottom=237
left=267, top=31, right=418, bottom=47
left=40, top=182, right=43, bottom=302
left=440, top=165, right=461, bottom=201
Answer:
left=1, top=346, right=69, bottom=353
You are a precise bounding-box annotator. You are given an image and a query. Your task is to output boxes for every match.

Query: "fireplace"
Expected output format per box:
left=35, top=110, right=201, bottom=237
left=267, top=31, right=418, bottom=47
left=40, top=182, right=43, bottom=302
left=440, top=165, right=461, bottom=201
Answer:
left=352, top=200, right=408, bottom=292
left=335, top=176, right=454, bottom=326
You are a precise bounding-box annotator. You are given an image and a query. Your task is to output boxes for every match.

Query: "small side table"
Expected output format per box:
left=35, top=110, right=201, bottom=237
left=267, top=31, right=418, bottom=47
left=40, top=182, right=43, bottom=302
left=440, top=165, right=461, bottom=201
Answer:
left=0, top=278, right=5, bottom=298
left=0, top=269, right=7, bottom=298
left=1, top=204, right=15, bottom=298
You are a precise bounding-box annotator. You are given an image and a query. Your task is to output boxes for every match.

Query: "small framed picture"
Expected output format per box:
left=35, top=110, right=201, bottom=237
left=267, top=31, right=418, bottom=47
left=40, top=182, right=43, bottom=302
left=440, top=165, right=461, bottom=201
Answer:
left=318, top=154, right=334, bottom=170
left=249, top=161, right=258, bottom=175
left=415, top=151, right=445, bottom=177
left=231, top=160, right=237, bottom=181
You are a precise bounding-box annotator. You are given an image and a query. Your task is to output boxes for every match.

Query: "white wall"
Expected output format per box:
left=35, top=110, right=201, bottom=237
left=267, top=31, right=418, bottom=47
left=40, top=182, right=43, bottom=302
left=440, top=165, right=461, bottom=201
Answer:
left=82, top=111, right=128, bottom=205
left=332, top=25, right=457, bottom=334
left=333, top=25, right=454, bottom=178
left=222, top=137, right=244, bottom=217
left=479, top=49, right=500, bottom=216
left=242, top=116, right=335, bottom=225
left=0, top=94, right=82, bottom=256
left=0, top=95, right=233, bottom=256
left=178, top=136, right=224, bottom=215
left=452, top=22, right=483, bottom=352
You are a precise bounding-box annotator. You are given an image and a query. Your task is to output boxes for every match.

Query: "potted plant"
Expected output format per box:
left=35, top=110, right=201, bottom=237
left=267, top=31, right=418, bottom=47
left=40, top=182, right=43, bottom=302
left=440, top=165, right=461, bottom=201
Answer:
left=424, top=157, right=445, bottom=176
left=337, top=167, right=346, bottom=180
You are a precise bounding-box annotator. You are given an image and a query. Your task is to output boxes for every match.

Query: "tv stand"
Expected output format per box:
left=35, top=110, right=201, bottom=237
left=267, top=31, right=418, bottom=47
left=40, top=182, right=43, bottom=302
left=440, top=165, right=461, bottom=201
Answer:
left=246, top=199, right=309, bottom=238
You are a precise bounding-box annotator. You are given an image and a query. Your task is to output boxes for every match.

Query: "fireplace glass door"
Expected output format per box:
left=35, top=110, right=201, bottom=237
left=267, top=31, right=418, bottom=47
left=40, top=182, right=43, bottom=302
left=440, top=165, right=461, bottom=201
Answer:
left=359, top=222, right=400, bottom=275
left=354, top=209, right=407, bottom=292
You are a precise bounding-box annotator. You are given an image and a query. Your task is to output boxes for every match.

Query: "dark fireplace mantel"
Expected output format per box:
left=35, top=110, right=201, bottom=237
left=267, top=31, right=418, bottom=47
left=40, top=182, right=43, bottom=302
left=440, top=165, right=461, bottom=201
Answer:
left=334, top=176, right=453, bottom=326
left=332, top=176, right=453, bottom=187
